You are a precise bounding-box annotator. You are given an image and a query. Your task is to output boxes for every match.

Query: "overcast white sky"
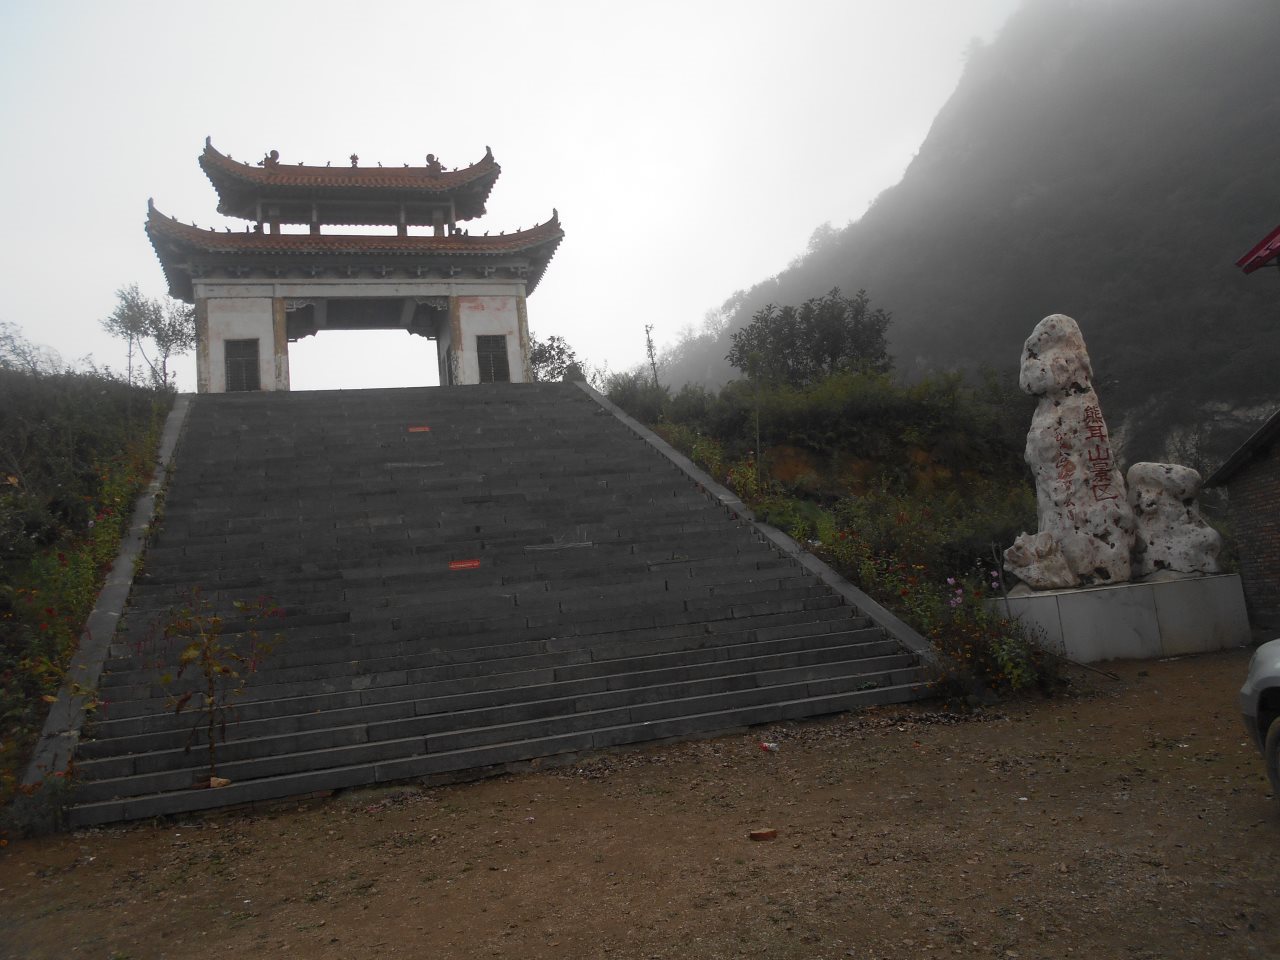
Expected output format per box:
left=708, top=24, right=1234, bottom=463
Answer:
left=0, top=0, right=1020, bottom=391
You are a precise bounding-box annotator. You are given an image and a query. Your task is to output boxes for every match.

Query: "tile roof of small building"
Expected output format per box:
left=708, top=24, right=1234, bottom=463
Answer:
left=1236, top=223, right=1280, bottom=274
left=145, top=201, right=563, bottom=299
left=200, top=138, right=502, bottom=195
left=148, top=202, right=560, bottom=254
left=1207, top=406, right=1280, bottom=486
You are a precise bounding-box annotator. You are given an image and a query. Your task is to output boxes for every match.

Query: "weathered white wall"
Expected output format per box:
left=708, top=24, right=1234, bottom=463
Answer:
left=204, top=297, right=287, bottom=392
left=191, top=279, right=534, bottom=390
left=455, top=295, right=525, bottom=384
left=436, top=315, right=455, bottom=385
left=990, top=574, right=1249, bottom=663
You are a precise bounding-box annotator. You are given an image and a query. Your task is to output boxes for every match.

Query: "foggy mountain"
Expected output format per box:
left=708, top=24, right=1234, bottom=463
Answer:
left=663, top=0, right=1280, bottom=467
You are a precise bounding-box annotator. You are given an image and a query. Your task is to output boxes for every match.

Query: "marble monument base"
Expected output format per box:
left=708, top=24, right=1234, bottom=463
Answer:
left=989, top=574, right=1250, bottom=664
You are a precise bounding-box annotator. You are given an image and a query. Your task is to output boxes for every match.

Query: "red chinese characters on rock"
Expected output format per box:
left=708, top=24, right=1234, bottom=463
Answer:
left=1054, top=432, right=1076, bottom=488
left=1083, top=405, right=1119, bottom=502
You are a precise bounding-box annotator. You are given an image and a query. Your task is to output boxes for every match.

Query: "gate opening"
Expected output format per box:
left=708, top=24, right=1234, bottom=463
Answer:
left=287, top=330, right=441, bottom=391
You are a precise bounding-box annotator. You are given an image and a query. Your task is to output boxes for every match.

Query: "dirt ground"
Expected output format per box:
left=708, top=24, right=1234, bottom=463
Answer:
left=2, top=648, right=1277, bottom=960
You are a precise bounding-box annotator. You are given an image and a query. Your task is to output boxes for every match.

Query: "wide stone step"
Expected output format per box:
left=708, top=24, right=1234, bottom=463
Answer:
left=64, top=383, right=935, bottom=826
left=72, top=666, right=927, bottom=802
left=134, top=507, right=744, bottom=572
left=76, top=651, right=920, bottom=783
left=104, top=572, right=824, bottom=674
left=80, top=629, right=898, bottom=760
left=98, top=595, right=855, bottom=703
left=92, top=614, right=870, bottom=737
left=130, top=535, right=789, bottom=591
left=69, top=679, right=930, bottom=827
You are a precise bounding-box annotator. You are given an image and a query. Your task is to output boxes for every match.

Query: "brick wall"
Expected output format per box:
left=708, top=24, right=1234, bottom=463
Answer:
left=1228, top=444, right=1280, bottom=629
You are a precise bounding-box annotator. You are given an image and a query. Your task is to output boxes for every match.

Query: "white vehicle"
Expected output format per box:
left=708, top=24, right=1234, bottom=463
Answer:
left=1240, top=639, right=1280, bottom=797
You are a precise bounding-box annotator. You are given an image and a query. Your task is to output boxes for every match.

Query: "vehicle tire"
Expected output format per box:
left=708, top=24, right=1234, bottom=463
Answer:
left=1266, top=719, right=1280, bottom=799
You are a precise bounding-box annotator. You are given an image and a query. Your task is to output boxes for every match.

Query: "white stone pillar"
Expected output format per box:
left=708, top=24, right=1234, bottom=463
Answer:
left=204, top=297, right=280, bottom=393
left=194, top=297, right=212, bottom=394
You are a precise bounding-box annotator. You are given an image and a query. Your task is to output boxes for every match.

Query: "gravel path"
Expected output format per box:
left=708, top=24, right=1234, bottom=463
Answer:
left=1, top=648, right=1276, bottom=959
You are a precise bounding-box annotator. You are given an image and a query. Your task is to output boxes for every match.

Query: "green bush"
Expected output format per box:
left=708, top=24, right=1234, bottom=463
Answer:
left=820, top=534, right=1051, bottom=695
left=0, top=366, right=170, bottom=809
left=829, top=484, right=1036, bottom=575
left=646, top=368, right=1053, bottom=696
left=605, top=370, right=669, bottom=424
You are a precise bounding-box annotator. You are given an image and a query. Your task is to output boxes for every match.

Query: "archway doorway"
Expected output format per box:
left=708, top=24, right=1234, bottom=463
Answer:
left=287, top=330, right=441, bottom=391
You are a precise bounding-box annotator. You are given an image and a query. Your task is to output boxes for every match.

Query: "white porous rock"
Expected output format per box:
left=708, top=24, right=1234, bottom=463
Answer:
left=1010, top=314, right=1134, bottom=587
left=1003, top=531, right=1079, bottom=590
left=1126, top=462, right=1222, bottom=578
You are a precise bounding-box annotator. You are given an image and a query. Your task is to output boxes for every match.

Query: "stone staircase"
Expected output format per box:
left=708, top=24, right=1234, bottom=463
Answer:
left=69, top=383, right=933, bottom=826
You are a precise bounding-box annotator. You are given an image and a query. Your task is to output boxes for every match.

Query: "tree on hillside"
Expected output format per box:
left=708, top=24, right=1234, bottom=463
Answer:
left=726, top=288, right=892, bottom=386
left=529, top=332, right=580, bottom=382
left=101, top=284, right=196, bottom=389
left=0, top=322, right=63, bottom=375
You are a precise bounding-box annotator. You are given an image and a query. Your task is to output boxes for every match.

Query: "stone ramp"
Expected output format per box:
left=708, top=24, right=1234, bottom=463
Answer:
left=70, top=383, right=933, bottom=825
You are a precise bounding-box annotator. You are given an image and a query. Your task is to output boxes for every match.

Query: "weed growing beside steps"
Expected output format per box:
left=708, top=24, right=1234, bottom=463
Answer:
left=152, top=589, right=285, bottom=787
left=0, top=766, right=74, bottom=840
left=649, top=401, right=1055, bottom=698
left=0, top=364, right=170, bottom=822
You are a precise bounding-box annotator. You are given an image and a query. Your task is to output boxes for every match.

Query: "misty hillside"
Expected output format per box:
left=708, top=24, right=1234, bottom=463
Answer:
left=665, top=0, right=1280, bottom=467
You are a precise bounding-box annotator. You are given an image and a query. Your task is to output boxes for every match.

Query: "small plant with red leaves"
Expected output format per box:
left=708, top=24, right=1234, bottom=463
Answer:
left=156, top=589, right=284, bottom=788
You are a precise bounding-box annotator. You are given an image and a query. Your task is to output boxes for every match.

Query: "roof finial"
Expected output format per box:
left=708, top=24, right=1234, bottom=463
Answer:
left=425, top=154, right=443, bottom=175
left=350, top=153, right=359, bottom=167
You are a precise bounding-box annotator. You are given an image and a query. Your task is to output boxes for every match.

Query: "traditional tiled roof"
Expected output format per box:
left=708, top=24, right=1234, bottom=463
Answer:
left=147, top=201, right=560, bottom=255
left=145, top=201, right=563, bottom=300
left=1236, top=223, right=1280, bottom=274
left=199, top=138, right=501, bottom=223
left=1206, top=406, right=1280, bottom=486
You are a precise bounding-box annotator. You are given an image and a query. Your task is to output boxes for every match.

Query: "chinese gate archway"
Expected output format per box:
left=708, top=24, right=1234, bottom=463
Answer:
left=146, top=140, right=563, bottom=392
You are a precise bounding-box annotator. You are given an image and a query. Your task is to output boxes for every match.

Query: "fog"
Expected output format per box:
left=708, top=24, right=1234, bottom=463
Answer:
left=0, top=0, right=1019, bottom=389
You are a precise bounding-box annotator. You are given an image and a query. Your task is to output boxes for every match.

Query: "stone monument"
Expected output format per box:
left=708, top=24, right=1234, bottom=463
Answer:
left=996, top=314, right=1249, bottom=662
left=1004, top=314, right=1133, bottom=588
left=1127, top=462, right=1223, bottom=579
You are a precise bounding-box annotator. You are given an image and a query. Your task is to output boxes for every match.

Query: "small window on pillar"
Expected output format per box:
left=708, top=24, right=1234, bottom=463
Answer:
left=476, top=335, right=510, bottom=383
left=225, top=339, right=261, bottom=392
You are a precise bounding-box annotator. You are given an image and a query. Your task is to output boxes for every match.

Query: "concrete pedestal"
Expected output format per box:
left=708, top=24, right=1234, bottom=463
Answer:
left=990, top=574, right=1250, bottom=663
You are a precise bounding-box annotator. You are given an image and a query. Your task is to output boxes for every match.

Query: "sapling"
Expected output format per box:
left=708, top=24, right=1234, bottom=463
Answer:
left=158, top=589, right=282, bottom=788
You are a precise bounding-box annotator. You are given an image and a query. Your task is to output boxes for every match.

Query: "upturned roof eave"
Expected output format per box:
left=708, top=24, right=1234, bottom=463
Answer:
left=145, top=201, right=563, bottom=299
left=146, top=201, right=562, bottom=254
left=1236, top=223, right=1280, bottom=274
left=199, top=138, right=502, bottom=213
left=1206, top=406, right=1280, bottom=487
